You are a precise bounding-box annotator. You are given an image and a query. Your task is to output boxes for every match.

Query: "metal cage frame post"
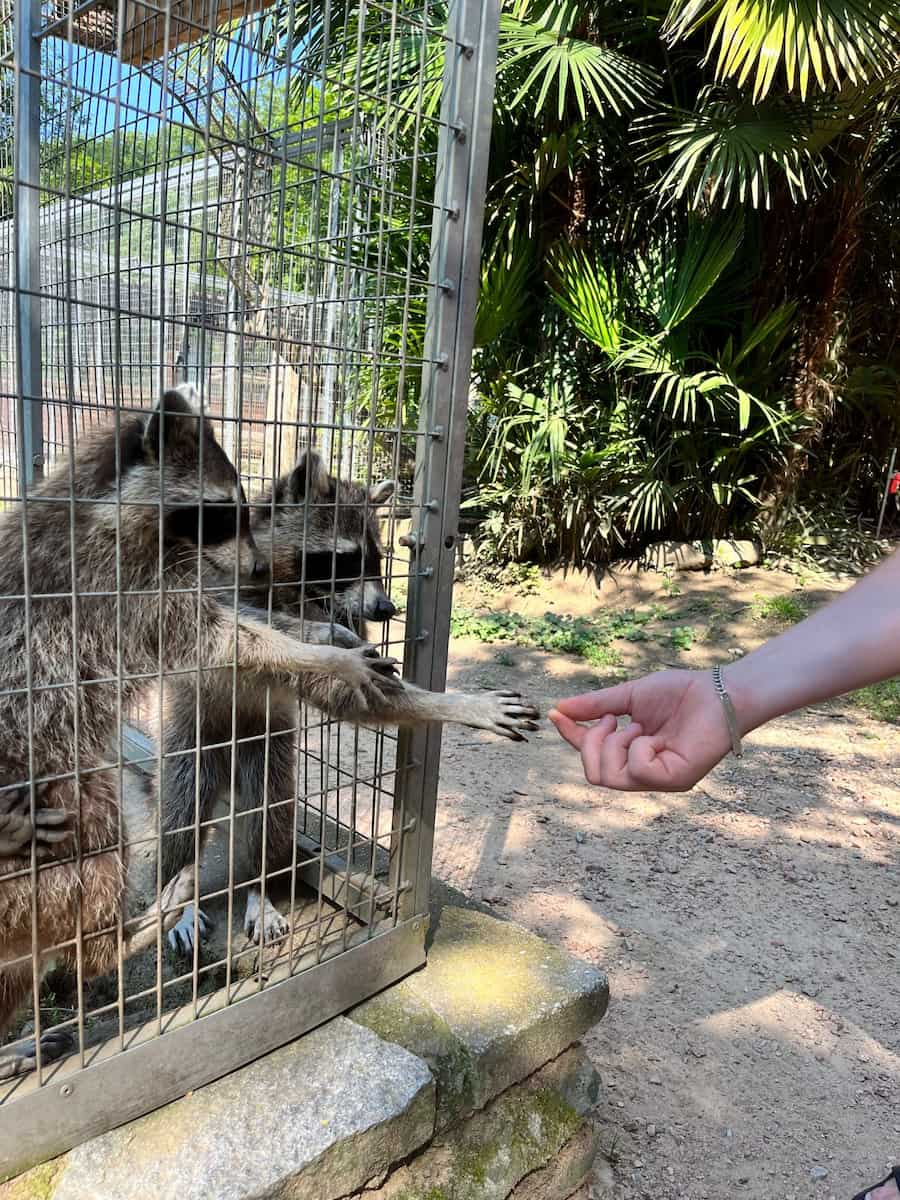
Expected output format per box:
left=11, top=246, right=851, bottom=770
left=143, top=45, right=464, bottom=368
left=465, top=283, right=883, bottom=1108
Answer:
left=13, top=0, right=43, bottom=485
left=396, top=0, right=501, bottom=924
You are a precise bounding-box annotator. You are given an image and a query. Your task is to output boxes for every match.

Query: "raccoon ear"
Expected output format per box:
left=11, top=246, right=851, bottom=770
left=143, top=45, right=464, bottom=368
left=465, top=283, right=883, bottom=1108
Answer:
left=368, top=479, right=395, bottom=506
left=143, top=386, right=204, bottom=461
left=288, top=450, right=331, bottom=502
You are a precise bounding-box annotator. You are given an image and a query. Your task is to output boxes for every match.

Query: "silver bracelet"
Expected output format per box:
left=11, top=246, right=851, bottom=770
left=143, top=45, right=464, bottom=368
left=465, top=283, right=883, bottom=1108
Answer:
left=712, top=665, right=743, bottom=759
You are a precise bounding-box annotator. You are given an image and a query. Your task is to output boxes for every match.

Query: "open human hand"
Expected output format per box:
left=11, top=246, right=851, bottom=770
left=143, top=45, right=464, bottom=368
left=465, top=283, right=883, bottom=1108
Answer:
left=548, top=669, right=733, bottom=792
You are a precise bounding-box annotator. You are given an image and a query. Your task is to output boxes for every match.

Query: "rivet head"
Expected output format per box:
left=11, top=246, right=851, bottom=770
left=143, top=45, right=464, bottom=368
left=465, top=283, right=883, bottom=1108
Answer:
left=60, top=1084, right=73, bottom=1097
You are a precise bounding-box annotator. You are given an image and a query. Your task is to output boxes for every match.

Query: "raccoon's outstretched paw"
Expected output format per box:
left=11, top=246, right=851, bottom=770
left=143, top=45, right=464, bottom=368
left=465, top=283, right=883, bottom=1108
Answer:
left=244, top=890, right=289, bottom=946
left=470, top=691, right=542, bottom=741
left=167, top=903, right=213, bottom=957
left=363, top=647, right=403, bottom=694
left=340, top=648, right=400, bottom=700
left=0, top=1028, right=74, bottom=1080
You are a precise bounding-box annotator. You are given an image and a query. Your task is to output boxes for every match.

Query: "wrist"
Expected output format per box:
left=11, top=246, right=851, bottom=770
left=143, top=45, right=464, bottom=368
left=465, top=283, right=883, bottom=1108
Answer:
left=715, top=654, right=775, bottom=737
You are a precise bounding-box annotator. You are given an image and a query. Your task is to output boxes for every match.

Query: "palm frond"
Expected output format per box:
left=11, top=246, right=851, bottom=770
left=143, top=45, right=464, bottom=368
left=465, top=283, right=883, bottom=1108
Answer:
left=654, top=213, right=744, bottom=330
left=498, top=13, right=659, bottom=119
left=547, top=246, right=621, bottom=355
left=663, top=0, right=900, bottom=101
left=616, top=342, right=737, bottom=423
left=624, top=477, right=679, bottom=533
left=728, top=301, right=797, bottom=369
left=638, top=94, right=824, bottom=208
left=475, top=244, right=535, bottom=347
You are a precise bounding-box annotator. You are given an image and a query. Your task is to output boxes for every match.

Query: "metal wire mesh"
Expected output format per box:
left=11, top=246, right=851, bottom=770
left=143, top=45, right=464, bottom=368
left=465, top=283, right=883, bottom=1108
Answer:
left=0, top=0, right=498, bottom=1173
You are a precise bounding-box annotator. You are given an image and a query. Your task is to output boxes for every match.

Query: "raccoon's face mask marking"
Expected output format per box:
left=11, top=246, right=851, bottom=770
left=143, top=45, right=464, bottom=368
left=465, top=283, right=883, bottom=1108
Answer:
left=300, top=537, right=397, bottom=625
left=164, top=488, right=252, bottom=548
left=275, top=450, right=397, bottom=624
left=301, top=539, right=382, bottom=595
left=137, top=386, right=268, bottom=582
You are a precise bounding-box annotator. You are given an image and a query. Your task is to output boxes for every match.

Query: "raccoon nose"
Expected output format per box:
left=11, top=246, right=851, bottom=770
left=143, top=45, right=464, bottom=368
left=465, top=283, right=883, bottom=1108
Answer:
left=372, top=596, right=397, bottom=621
left=251, top=558, right=270, bottom=581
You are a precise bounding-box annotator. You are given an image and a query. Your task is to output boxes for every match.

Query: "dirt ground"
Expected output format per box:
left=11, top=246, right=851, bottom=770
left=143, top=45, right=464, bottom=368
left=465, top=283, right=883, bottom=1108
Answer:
left=436, top=563, right=899, bottom=1200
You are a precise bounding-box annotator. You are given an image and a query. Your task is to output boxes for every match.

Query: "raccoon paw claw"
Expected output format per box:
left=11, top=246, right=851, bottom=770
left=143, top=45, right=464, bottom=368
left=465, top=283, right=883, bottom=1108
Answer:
left=361, top=647, right=400, bottom=674
left=0, top=1028, right=74, bottom=1080
left=244, top=892, right=289, bottom=946
left=167, top=904, right=213, bottom=957
left=472, top=691, right=542, bottom=740
left=354, top=647, right=403, bottom=698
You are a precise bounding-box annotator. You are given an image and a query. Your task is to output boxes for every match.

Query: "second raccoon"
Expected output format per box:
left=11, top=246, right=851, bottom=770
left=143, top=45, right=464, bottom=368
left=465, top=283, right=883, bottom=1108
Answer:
left=160, top=450, right=540, bottom=955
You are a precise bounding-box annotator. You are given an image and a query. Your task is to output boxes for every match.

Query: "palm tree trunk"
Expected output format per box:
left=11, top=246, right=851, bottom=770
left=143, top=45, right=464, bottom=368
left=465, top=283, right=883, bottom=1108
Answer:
left=756, top=167, right=865, bottom=534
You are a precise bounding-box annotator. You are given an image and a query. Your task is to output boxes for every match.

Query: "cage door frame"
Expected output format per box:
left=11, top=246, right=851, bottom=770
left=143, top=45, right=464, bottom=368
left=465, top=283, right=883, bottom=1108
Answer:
left=393, top=0, right=501, bottom=924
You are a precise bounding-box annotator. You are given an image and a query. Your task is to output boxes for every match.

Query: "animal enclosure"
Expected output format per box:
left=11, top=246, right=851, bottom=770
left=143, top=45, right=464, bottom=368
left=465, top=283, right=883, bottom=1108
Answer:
left=0, top=0, right=499, bottom=1175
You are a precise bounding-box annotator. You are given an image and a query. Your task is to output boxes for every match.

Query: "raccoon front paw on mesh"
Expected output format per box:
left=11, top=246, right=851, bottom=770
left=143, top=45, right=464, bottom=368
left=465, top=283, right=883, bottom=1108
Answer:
left=471, top=691, right=542, bottom=741
left=0, top=1028, right=74, bottom=1081
left=343, top=645, right=402, bottom=697
left=0, top=786, right=72, bottom=858
left=167, top=903, right=213, bottom=957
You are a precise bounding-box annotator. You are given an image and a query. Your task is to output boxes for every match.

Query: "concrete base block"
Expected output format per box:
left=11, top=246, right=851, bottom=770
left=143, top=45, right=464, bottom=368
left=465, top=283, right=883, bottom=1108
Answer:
left=350, top=905, right=608, bottom=1130
left=3, top=1021, right=434, bottom=1200
left=507, top=1123, right=600, bottom=1200
left=1, top=900, right=608, bottom=1200
left=351, top=1049, right=600, bottom=1200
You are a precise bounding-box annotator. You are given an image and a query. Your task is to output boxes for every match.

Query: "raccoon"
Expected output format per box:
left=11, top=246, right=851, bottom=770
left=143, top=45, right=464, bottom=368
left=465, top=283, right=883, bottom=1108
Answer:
left=161, top=449, right=540, bottom=956
left=0, top=386, right=398, bottom=1077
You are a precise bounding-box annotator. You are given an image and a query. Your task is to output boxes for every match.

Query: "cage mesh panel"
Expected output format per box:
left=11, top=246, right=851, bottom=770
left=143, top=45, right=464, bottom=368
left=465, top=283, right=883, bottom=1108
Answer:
left=0, top=0, right=479, bottom=1119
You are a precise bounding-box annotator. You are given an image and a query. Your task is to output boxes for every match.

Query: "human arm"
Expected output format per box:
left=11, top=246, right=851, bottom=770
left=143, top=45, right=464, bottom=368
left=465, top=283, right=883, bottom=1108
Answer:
left=548, top=547, right=900, bottom=792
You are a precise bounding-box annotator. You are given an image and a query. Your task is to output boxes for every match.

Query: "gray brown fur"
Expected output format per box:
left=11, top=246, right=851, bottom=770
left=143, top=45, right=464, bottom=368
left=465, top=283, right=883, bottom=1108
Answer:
left=0, top=387, right=398, bottom=1074
left=159, top=450, right=540, bottom=954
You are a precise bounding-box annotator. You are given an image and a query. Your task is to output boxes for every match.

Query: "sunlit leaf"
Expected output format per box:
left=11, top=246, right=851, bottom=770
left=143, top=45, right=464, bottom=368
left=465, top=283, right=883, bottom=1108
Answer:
left=498, top=13, right=659, bottom=119
left=663, top=0, right=900, bottom=101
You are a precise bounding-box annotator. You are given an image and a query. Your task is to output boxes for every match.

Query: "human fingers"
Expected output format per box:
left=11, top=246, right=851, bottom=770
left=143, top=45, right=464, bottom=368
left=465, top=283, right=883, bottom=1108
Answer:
left=548, top=710, right=616, bottom=751
left=552, top=682, right=635, bottom=723
left=623, top=735, right=721, bottom=793
left=581, top=721, right=643, bottom=787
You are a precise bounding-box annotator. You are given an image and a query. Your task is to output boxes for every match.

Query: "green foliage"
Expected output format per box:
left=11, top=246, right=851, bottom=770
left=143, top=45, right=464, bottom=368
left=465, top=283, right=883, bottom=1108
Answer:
left=669, top=624, right=697, bottom=650
left=450, top=604, right=684, bottom=665
left=752, top=593, right=808, bottom=622
left=498, top=5, right=659, bottom=119
left=468, top=205, right=802, bottom=564
left=466, top=0, right=900, bottom=566
left=466, top=561, right=545, bottom=595
left=452, top=608, right=626, bottom=664
left=638, top=91, right=822, bottom=209
left=851, top=679, right=900, bottom=724
left=663, top=0, right=900, bottom=101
